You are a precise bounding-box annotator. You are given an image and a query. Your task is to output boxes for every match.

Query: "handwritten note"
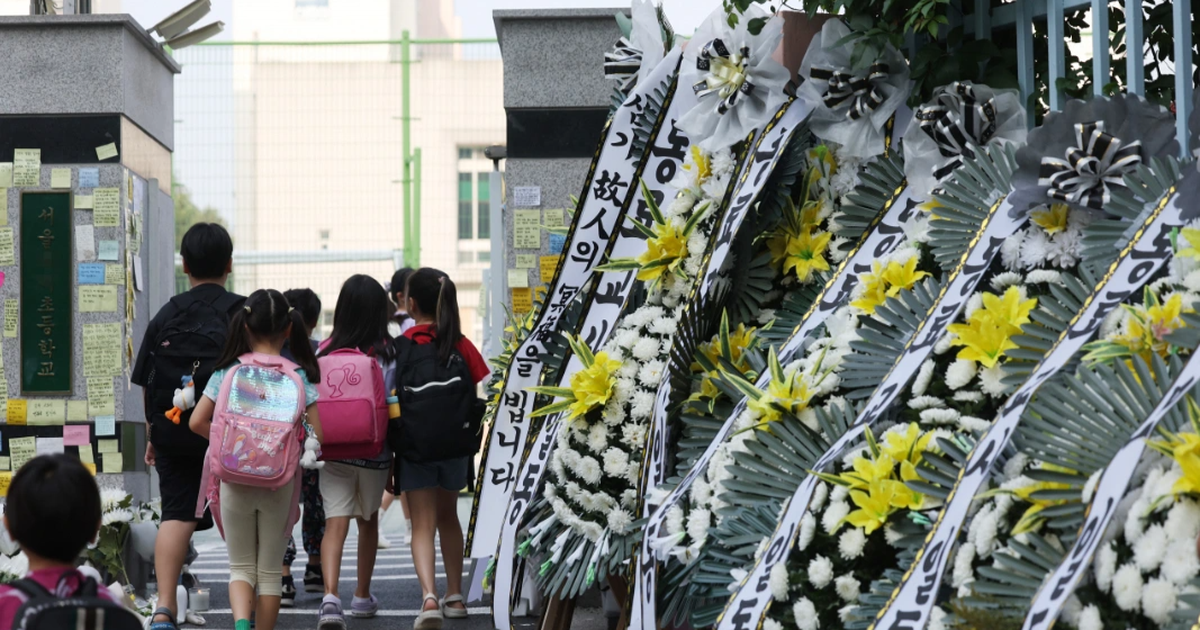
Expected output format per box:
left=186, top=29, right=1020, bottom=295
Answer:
left=95, top=415, right=116, bottom=436
left=3, top=300, right=15, bottom=337
left=514, top=210, right=541, bottom=249
left=87, top=376, right=115, bottom=416
left=549, top=233, right=566, bottom=255
left=13, top=149, right=39, bottom=187
left=9, top=436, right=35, bottom=471
left=544, top=209, right=565, bottom=228
left=96, top=143, right=119, bottom=162
left=76, top=224, right=96, bottom=261
left=0, top=472, right=11, bottom=496
left=67, top=400, right=88, bottom=422
left=78, top=263, right=106, bottom=285
left=541, top=255, right=560, bottom=283
left=79, top=285, right=118, bottom=312
left=28, top=400, right=65, bottom=426
left=74, top=195, right=94, bottom=209
left=36, top=437, right=64, bottom=455
left=507, top=269, right=529, bottom=289
left=512, top=288, right=532, bottom=314
left=83, top=323, right=123, bottom=377
left=6, top=400, right=25, bottom=425
left=0, top=457, right=11, bottom=471
left=93, top=188, right=120, bottom=227
left=98, top=240, right=119, bottom=261
left=0, top=368, right=6, bottom=416
left=78, top=447, right=94, bottom=465
left=97, top=439, right=119, bottom=453
left=64, top=426, right=90, bottom=447
left=50, top=168, right=71, bottom=189
left=0, top=228, right=13, bottom=266
left=513, top=186, right=542, bottom=207
left=102, top=452, right=122, bottom=473
left=0, top=164, right=11, bottom=188
left=79, top=168, right=99, bottom=189
left=0, top=188, right=7, bottom=225
left=516, top=254, right=536, bottom=268
left=105, top=263, right=124, bottom=285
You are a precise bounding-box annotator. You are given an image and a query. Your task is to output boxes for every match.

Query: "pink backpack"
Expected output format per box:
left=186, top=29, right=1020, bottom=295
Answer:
left=315, top=347, right=388, bottom=460
left=196, top=353, right=307, bottom=538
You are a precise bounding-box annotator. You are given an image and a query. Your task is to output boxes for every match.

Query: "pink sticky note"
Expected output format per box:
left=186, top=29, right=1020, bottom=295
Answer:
left=0, top=271, right=6, bottom=289
left=63, top=425, right=90, bottom=447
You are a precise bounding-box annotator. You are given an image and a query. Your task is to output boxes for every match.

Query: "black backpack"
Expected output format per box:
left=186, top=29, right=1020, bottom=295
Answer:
left=9, top=576, right=142, bottom=630
left=391, top=332, right=486, bottom=464
left=144, top=291, right=243, bottom=454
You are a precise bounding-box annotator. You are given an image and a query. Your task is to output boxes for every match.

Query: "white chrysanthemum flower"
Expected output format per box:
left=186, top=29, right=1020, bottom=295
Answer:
left=910, top=359, right=936, bottom=396
left=1184, top=269, right=1200, bottom=293
left=807, top=555, right=833, bottom=589
left=1125, top=496, right=1149, bottom=545
left=908, top=395, right=944, bottom=410
left=602, top=447, right=629, bottom=478
left=1020, top=229, right=1052, bottom=268
left=920, top=408, right=960, bottom=425
left=1001, top=232, right=1024, bottom=270
left=812, top=483, right=829, bottom=513
left=990, top=271, right=1023, bottom=291
left=1061, top=595, right=1083, bottom=626
left=945, top=358, right=978, bottom=390
left=576, top=456, right=602, bottom=485
left=952, top=390, right=984, bottom=403
left=838, top=527, right=866, bottom=560
left=834, top=574, right=861, bottom=602
left=1167, top=498, right=1200, bottom=541
left=933, top=330, right=954, bottom=355
left=665, top=505, right=685, bottom=536
left=1077, top=604, right=1102, bottom=630
left=637, top=361, right=665, bottom=389
left=822, top=501, right=850, bottom=535
left=903, top=213, right=931, bottom=243
left=762, top=620, right=783, bottom=630
left=768, top=562, right=790, bottom=600
left=1003, top=453, right=1030, bottom=479
left=830, top=484, right=849, bottom=503
left=1142, top=577, right=1177, bottom=624
left=964, top=292, right=984, bottom=319
left=588, top=423, right=609, bottom=453
left=621, top=423, right=646, bottom=447
left=1162, top=538, right=1200, bottom=584
left=616, top=361, right=639, bottom=380
left=608, top=509, right=633, bottom=533
left=952, top=542, right=976, bottom=588
left=686, top=508, right=711, bottom=546
left=829, top=236, right=851, bottom=262
left=1025, top=269, right=1063, bottom=285
left=630, top=390, right=655, bottom=420
left=974, top=511, right=1000, bottom=556
left=100, top=489, right=128, bottom=513
left=614, top=329, right=639, bottom=350
left=928, top=607, right=948, bottom=630
left=102, top=509, right=134, bottom=526
left=798, top=513, right=817, bottom=551
left=793, top=598, right=818, bottom=630
left=979, top=364, right=1011, bottom=397
left=631, top=337, right=660, bottom=361
left=1153, top=467, right=1184, bottom=501
left=1112, top=563, right=1143, bottom=611
left=883, top=525, right=904, bottom=547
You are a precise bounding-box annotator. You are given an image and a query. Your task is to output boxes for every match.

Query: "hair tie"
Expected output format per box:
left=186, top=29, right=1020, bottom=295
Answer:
left=438, top=276, right=447, bottom=285
left=243, top=305, right=251, bottom=313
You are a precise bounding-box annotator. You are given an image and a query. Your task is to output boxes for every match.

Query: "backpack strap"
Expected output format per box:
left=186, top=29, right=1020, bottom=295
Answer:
left=8, top=578, right=50, bottom=601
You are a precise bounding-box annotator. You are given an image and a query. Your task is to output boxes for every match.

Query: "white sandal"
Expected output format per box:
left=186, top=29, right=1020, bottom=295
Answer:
left=440, top=594, right=468, bottom=619
left=414, top=593, right=444, bottom=630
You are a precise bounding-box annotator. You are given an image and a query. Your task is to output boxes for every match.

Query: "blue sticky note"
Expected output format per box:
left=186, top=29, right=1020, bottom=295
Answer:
left=549, top=233, right=566, bottom=255
left=78, top=263, right=105, bottom=284
left=78, top=168, right=100, bottom=189
left=95, top=415, right=116, bottom=436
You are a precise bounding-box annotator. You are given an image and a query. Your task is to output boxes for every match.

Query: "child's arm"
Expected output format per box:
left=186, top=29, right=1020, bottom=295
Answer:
left=305, top=403, right=324, bottom=444
left=188, top=395, right=216, bottom=439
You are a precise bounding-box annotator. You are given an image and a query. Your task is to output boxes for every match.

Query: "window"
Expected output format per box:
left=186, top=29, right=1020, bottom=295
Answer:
left=456, top=147, right=498, bottom=263
left=477, top=173, right=490, bottom=239
left=458, top=147, right=473, bottom=160
left=458, top=173, right=473, bottom=240
left=319, top=229, right=330, bottom=251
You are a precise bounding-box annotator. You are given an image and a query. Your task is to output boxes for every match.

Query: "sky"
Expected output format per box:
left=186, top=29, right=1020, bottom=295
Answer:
left=118, top=0, right=721, bottom=41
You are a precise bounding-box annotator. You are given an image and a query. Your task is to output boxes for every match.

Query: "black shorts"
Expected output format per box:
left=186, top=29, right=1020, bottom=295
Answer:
left=155, top=451, right=214, bottom=530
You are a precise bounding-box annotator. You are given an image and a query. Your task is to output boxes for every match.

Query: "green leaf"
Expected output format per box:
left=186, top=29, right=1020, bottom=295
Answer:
left=530, top=399, right=575, bottom=418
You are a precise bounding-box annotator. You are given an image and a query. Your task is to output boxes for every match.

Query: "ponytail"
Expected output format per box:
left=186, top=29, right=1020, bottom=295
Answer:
left=406, top=267, right=463, bottom=364
left=214, top=289, right=321, bottom=382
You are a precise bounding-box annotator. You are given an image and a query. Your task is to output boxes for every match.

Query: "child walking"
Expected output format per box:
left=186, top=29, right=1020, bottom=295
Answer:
left=188, top=289, right=324, bottom=630
left=396, top=268, right=490, bottom=630
left=315, top=275, right=396, bottom=629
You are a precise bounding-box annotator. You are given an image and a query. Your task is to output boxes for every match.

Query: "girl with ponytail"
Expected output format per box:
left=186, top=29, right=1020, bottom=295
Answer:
left=397, top=268, right=490, bottom=628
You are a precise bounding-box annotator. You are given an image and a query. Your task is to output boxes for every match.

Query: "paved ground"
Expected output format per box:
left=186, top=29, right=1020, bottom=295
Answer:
left=179, top=498, right=607, bottom=630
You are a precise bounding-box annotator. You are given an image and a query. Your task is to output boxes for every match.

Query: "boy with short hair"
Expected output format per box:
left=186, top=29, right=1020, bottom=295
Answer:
left=0, top=455, right=122, bottom=630
left=131, top=223, right=245, bottom=630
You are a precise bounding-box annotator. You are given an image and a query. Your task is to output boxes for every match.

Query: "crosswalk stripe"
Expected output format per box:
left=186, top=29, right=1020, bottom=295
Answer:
left=200, top=606, right=489, bottom=617
left=189, top=563, right=422, bottom=574
left=186, top=573, right=445, bottom=581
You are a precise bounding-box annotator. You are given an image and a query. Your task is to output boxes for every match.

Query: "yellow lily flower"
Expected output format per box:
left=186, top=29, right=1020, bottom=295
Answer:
left=566, top=351, right=622, bottom=419
left=783, top=229, right=833, bottom=282
left=635, top=221, right=688, bottom=283
left=979, top=286, right=1038, bottom=335
left=839, top=454, right=898, bottom=490
left=843, top=482, right=899, bottom=534
left=1011, top=464, right=1076, bottom=535
left=746, top=370, right=814, bottom=424
left=1178, top=227, right=1200, bottom=261
left=1030, top=203, right=1071, bottom=236
left=947, top=316, right=1019, bottom=368
left=850, top=256, right=929, bottom=314
left=881, top=423, right=937, bottom=470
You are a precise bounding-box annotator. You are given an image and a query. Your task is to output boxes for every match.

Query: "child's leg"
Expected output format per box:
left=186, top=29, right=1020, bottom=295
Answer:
left=281, top=536, right=296, bottom=577
left=219, top=482, right=260, bottom=623
left=251, top=477, right=297, bottom=630
left=301, top=467, right=324, bottom=566
left=436, top=487, right=466, bottom=605
left=320, top=516, right=351, bottom=597
left=355, top=513, right=380, bottom=599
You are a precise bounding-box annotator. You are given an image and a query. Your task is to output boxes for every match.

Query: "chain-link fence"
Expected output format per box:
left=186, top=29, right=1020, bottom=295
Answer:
left=172, top=39, right=505, bottom=339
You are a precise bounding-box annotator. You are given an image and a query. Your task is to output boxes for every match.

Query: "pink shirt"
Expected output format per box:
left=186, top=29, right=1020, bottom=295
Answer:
left=0, top=568, right=119, bottom=630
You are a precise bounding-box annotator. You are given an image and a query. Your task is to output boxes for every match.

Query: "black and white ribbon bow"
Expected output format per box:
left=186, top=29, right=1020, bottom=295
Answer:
left=916, top=82, right=999, bottom=180
left=604, top=37, right=644, bottom=92
left=691, top=38, right=755, bottom=115
left=810, top=63, right=889, bottom=120
left=1038, top=121, right=1142, bottom=209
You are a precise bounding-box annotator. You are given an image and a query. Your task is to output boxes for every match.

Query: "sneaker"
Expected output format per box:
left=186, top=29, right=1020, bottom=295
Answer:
left=280, top=576, right=296, bottom=608
left=317, top=597, right=347, bottom=630
left=304, top=564, right=324, bottom=593
left=377, top=532, right=392, bottom=550
left=351, top=594, right=379, bottom=619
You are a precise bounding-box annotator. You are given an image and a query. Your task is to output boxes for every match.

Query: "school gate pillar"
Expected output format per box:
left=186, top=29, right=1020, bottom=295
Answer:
left=0, top=13, right=179, bottom=584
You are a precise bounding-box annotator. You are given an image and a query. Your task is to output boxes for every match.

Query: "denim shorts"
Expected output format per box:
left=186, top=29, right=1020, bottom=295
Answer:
left=397, top=455, right=469, bottom=493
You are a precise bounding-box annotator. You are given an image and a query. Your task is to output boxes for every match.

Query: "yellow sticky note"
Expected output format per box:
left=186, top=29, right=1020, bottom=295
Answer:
left=0, top=368, right=7, bottom=417
left=101, top=452, right=122, bottom=473
left=514, top=210, right=541, bottom=249
left=516, top=254, right=537, bottom=268
left=50, top=168, right=71, bottom=189
left=0, top=227, right=13, bottom=266
left=96, top=143, right=118, bottom=161
left=8, top=436, right=34, bottom=472
left=540, top=255, right=560, bottom=284
left=0, top=188, right=7, bottom=226
left=67, top=400, right=88, bottom=422
left=0, top=457, right=11, bottom=471
left=3, top=300, right=15, bottom=337
left=507, top=268, right=529, bottom=289
left=0, top=472, right=11, bottom=496
left=13, top=149, right=39, bottom=187
left=87, top=377, right=115, bottom=416
left=83, top=323, right=123, bottom=377
left=93, top=188, right=120, bottom=227
left=27, top=399, right=65, bottom=426
left=78, top=447, right=94, bottom=465
left=6, top=399, right=26, bottom=425
left=74, top=195, right=94, bottom=210
left=79, top=285, right=119, bottom=313
left=0, top=163, right=11, bottom=188
left=544, top=209, right=565, bottom=228
left=83, top=463, right=96, bottom=475
left=512, top=288, right=532, bottom=314
left=97, top=439, right=119, bottom=453
left=105, top=263, right=124, bottom=286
